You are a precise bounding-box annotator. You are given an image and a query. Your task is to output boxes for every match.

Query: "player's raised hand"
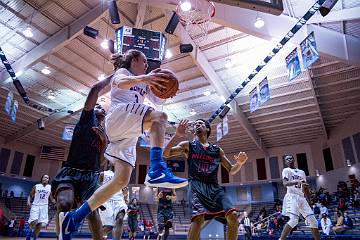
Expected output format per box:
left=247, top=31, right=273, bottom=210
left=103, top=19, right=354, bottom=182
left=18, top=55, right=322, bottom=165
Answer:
left=234, top=152, right=248, bottom=165
left=166, top=195, right=171, bottom=200
left=158, top=192, right=163, bottom=198
left=175, top=119, right=189, bottom=137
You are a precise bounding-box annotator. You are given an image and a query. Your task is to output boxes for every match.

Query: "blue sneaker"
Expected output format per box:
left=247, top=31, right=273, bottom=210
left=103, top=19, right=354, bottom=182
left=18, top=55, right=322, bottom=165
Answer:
left=145, top=167, right=188, bottom=189
left=59, top=211, right=81, bottom=240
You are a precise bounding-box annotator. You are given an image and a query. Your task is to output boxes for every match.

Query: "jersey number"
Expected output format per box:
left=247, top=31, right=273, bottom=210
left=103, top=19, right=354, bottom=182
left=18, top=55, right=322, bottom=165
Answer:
left=39, top=193, right=46, bottom=199
left=135, top=95, right=139, bottom=103
left=198, top=162, right=209, bottom=173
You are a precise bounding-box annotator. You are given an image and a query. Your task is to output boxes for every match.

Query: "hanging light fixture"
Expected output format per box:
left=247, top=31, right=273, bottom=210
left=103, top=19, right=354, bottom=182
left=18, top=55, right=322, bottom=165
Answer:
left=23, top=26, right=34, bottom=38
left=254, top=16, right=265, bottom=29
left=41, top=66, right=51, bottom=75
left=47, top=90, right=56, bottom=100
left=180, top=1, right=192, bottom=12
left=100, top=39, right=109, bottom=49
left=203, top=89, right=211, bottom=96
left=165, top=49, right=173, bottom=59
left=190, top=109, right=197, bottom=115
left=98, top=74, right=106, bottom=81
left=225, top=57, right=234, bottom=69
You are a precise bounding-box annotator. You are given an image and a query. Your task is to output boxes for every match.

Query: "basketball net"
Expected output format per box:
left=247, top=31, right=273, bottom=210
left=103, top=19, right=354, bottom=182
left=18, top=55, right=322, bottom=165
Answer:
left=176, top=0, right=215, bottom=44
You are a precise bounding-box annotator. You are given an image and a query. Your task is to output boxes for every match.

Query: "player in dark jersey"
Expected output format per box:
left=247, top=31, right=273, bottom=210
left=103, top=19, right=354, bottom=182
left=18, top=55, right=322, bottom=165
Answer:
left=127, top=198, right=140, bottom=240
left=155, top=188, right=176, bottom=240
left=52, top=75, right=111, bottom=240
left=164, top=119, right=248, bottom=240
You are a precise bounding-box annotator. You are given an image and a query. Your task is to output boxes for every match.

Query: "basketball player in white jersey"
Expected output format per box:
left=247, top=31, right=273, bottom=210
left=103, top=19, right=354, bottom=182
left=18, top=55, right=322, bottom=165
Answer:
left=99, top=165, right=129, bottom=240
left=279, top=155, right=320, bottom=240
left=26, top=174, right=55, bottom=240
left=60, top=49, right=187, bottom=240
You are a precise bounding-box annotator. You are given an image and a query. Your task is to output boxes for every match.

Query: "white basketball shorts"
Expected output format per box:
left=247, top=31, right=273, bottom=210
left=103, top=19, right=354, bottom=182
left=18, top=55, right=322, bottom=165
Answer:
left=99, top=199, right=128, bottom=227
left=105, top=103, right=152, bottom=167
left=282, top=193, right=314, bottom=218
left=28, top=205, right=49, bottom=224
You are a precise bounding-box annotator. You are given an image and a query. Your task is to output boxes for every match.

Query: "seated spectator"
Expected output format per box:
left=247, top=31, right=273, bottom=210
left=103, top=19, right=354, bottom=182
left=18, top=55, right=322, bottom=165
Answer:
left=17, top=217, right=25, bottom=237
left=320, top=214, right=332, bottom=236
left=333, top=212, right=344, bottom=234
left=338, top=198, right=347, bottom=213
left=342, top=212, right=354, bottom=233
left=9, top=191, right=14, bottom=198
left=320, top=204, right=328, bottom=216
left=313, top=202, right=321, bottom=215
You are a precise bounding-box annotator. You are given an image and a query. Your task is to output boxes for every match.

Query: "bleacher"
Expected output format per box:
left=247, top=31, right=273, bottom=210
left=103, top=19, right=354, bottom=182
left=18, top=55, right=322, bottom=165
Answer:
left=1, top=195, right=360, bottom=239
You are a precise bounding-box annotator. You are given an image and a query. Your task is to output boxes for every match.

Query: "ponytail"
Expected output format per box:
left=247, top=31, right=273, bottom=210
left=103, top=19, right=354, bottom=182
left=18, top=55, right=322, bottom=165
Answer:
left=111, top=49, right=144, bottom=71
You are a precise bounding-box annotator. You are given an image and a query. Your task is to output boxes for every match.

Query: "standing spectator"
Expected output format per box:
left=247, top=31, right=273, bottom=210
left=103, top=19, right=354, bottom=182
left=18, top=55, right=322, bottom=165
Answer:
left=17, top=217, right=25, bottom=237
left=313, top=202, right=320, bottom=215
left=20, top=192, right=24, bottom=198
left=240, top=211, right=252, bottom=240
left=320, top=214, right=331, bottom=236
left=9, top=191, right=14, bottom=198
left=333, top=212, right=344, bottom=234
left=3, top=190, right=8, bottom=198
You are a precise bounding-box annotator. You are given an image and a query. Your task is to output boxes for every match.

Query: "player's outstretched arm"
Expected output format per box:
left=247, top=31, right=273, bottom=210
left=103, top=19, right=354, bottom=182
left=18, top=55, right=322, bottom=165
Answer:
left=164, top=119, right=190, bottom=158
left=84, top=74, right=112, bottom=111
left=27, top=186, right=35, bottom=208
left=220, top=149, right=248, bottom=175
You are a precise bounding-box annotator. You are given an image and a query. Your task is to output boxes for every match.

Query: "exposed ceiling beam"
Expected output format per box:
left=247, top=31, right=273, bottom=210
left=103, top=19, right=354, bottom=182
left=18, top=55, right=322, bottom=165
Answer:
left=124, top=0, right=360, bottom=65
left=307, top=7, right=360, bottom=24
left=0, top=2, right=108, bottom=84
left=134, top=1, right=147, bottom=28
left=175, top=24, right=268, bottom=153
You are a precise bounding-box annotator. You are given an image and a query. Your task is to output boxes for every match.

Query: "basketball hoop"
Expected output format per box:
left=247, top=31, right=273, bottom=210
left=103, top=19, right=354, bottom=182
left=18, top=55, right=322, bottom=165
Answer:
left=176, top=0, right=215, bottom=44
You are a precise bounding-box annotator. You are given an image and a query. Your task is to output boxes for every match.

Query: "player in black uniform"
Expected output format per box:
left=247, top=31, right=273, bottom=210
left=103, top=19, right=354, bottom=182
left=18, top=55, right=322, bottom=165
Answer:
left=127, top=198, right=140, bottom=240
left=155, top=188, right=176, bottom=240
left=164, top=119, right=248, bottom=240
left=51, top=75, right=111, bottom=240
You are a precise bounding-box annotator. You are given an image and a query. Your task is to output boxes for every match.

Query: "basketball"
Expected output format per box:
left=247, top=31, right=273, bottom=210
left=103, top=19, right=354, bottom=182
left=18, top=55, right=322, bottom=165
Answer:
left=150, top=69, right=179, bottom=99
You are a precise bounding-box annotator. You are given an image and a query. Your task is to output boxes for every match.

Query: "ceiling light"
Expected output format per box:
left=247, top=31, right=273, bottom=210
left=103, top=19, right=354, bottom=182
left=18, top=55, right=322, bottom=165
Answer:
left=190, top=109, right=196, bottom=115
left=98, top=74, right=106, bottom=81
left=165, top=49, right=173, bottom=59
left=347, top=159, right=352, bottom=167
left=41, top=66, right=51, bottom=75
left=254, top=17, right=265, bottom=29
left=47, top=91, right=56, bottom=100
left=180, top=1, right=192, bottom=12
left=16, top=70, right=23, bottom=77
left=225, top=57, right=234, bottom=69
left=23, top=26, right=34, bottom=38
left=316, top=169, right=320, bottom=177
left=100, top=40, right=109, bottom=49
left=203, top=89, right=211, bottom=96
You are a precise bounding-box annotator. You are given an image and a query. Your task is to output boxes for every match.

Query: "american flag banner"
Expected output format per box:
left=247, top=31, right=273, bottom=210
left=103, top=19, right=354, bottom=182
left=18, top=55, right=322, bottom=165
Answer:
left=40, top=146, right=66, bottom=162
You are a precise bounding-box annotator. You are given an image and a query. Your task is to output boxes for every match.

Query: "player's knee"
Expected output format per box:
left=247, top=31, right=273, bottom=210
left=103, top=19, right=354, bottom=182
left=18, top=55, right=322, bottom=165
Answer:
left=306, top=215, right=318, bottom=228
left=287, top=215, right=299, bottom=228
left=226, top=212, right=238, bottom=226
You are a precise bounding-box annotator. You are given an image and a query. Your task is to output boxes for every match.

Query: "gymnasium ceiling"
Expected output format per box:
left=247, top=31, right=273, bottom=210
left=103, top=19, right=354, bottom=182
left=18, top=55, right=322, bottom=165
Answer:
left=0, top=0, right=359, bottom=155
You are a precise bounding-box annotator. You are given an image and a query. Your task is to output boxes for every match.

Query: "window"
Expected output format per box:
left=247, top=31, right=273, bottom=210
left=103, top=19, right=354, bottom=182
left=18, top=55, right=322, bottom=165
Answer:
left=342, top=137, right=355, bottom=165
left=296, top=153, right=309, bottom=176
left=256, top=158, right=267, bottom=180
left=0, top=148, right=11, bottom=173
left=23, top=155, right=35, bottom=177
left=10, top=151, right=23, bottom=175
left=269, top=156, right=280, bottom=179
left=322, top=148, right=334, bottom=172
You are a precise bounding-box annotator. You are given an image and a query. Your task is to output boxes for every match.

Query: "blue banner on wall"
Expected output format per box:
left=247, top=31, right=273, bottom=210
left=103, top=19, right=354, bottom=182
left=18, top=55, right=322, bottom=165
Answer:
left=285, top=48, right=301, bottom=81
left=166, top=160, right=185, bottom=172
left=301, top=32, right=319, bottom=69
left=259, top=77, right=270, bottom=105
left=62, top=124, right=75, bottom=141
left=249, top=86, right=259, bottom=113
left=4, top=91, right=13, bottom=115
left=10, top=100, right=18, bottom=123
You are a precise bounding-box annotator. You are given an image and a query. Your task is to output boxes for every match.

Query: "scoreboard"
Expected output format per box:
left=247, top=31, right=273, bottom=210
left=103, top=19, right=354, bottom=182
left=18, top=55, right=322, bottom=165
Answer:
left=115, top=26, right=167, bottom=61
